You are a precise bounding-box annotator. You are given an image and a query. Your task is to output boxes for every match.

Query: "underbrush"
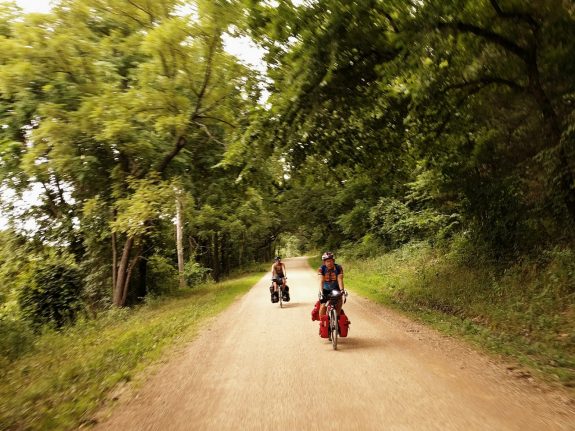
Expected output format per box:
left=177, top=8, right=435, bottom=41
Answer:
left=0, top=273, right=263, bottom=431
left=332, top=242, right=575, bottom=391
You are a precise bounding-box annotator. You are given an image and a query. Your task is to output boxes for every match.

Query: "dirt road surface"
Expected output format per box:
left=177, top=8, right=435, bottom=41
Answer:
left=91, top=257, right=575, bottom=431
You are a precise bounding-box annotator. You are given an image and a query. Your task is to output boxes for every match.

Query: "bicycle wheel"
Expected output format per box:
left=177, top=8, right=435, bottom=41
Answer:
left=330, top=309, right=338, bottom=350
left=279, top=287, right=283, bottom=308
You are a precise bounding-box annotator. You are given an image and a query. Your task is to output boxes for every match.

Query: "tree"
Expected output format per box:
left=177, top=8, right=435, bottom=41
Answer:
left=1, top=0, right=266, bottom=307
left=241, top=0, right=575, bottom=255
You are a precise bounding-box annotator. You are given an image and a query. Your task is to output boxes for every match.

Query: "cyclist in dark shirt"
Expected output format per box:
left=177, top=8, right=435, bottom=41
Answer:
left=317, top=251, right=344, bottom=317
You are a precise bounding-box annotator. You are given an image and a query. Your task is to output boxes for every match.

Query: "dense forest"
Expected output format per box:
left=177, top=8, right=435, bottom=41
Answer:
left=1, top=0, right=574, bottom=334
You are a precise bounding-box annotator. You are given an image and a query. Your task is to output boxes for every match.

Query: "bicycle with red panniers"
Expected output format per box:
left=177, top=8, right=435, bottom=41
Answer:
left=313, top=251, right=350, bottom=348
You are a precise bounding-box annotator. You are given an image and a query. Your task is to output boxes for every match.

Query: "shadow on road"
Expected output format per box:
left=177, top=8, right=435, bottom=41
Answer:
left=325, top=336, right=385, bottom=351
left=274, top=302, right=304, bottom=309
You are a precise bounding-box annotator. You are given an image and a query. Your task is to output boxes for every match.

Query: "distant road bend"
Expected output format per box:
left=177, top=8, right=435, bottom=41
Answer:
left=91, top=257, right=575, bottom=431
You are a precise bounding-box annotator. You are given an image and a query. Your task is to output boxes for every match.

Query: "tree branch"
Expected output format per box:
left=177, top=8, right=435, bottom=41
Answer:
left=126, top=0, right=154, bottom=25
left=489, top=0, right=539, bottom=29
left=383, top=12, right=399, bottom=33
left=444, top=76, right=524, bottom=92
left=156, top=136, right=187, bottom=174
left=194, top=121, right=226, bottom=147
left=152, top=30, right=222, bottom=177
left=40, top=180, right=61, bottom=218
left=190, top=29, right=221, bottom=122
left=436, top=21, right=528, bottom=61
left=196, top=115, right=236, bottom=128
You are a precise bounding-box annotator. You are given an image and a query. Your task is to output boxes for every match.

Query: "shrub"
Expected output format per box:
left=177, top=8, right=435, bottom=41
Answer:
left=146, top=254, right=179, bottom=295
left=184, top=260, right=212, bottom=287
left=18, top=263, right=83, bottom=329
left=0, top=317, right=35, bottom=363
left=369, top=198, right=458, bottom=248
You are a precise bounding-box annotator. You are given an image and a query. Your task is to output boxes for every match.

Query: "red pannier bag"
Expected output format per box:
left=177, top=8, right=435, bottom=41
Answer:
left=311, top=300, right=320, bottom=321
left=338, top=310, right=350, bottom=337
left=319, top=315, right=329, bottom=338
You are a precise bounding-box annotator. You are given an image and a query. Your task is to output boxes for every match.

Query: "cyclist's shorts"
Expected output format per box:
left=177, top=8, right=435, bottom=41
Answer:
left=320, top=287, right=341, bottom=304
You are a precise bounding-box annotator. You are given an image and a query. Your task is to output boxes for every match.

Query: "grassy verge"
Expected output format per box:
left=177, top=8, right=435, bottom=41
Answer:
left=309, top=244, right=575, bottom=392
left=0, top=273, right=263, bottom=431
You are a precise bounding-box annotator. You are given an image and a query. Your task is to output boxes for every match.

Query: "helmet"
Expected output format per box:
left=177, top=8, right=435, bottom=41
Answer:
left=321, top=251, right=334, bottom=260
left=274, top=256, right=281, bottom=261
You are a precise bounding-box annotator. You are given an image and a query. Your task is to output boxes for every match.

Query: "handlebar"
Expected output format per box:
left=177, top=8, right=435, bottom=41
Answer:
left=319, top=289, right=349, bottom=301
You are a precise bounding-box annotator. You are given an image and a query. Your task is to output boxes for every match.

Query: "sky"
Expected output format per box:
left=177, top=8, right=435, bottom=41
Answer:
left=2, top=0, right=272, bottom=230
left=13, top=0, right=267, bottom=72
left=15, top=0, right=53, bottom=13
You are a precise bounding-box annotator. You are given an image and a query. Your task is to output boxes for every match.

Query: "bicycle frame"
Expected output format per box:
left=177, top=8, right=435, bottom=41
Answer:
left=274, top=277, right=286, bottom=308
left=324, top=289, right=347, bottom=350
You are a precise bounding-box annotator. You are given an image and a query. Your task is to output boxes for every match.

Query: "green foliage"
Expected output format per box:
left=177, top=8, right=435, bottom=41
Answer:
left=0, top=230, right=32, bottom=306
left=146, top=254, right=179, bottom=296
left=369, top=198, right=458, bottom=248
left=0, top=317, right=35, bottom=363
left=343, top=240, right=575, bottom=390
left=339, top=233, right=384, bottom=260
left=1, top=0, right=574, bottom=340
left=184, top=260, right=212, bottom=287
left=0, top=0, right=277, bottom=310
left=0, top=272, right=262, bottom=431
left=241, top=0, right=575, bottom=260
left=18, top=262, right=83, bottom=328
left=111, top=177, right=176, bottom=237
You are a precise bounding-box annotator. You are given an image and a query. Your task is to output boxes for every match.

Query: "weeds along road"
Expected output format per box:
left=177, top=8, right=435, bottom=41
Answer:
left=90, top=257, right=575, bottom=431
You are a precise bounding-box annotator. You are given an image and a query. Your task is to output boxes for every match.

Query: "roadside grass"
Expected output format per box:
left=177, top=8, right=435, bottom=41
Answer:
left=309, top=244, right=575, bottom=392
left=0, top=273, right=263, bottom=431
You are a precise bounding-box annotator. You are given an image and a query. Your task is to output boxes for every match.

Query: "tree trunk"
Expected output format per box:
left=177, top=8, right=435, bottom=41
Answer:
left=136, top=238, right=150, bottom=301
left=176, top=192, right=186, bottom=289
left=111, top=231, right=117, bottom=292
left=122, top=252, right=141, bottom=306
left=212, top=232, right=220, bottom=282
left=113, top=237, right=134, bottom=307
left=526, top=53, right=575, bottom=220
left=221, top=232, right=229, bottom=276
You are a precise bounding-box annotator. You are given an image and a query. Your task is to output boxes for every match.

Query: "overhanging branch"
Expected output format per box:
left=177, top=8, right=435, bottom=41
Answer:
left=444, top=76, right=524, bottom=92
left=436, top=21, right=528, bottom=61
left=489, top=0, right=539, bottom=29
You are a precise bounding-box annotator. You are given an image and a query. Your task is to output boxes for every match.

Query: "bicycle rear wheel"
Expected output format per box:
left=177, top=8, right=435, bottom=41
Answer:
left=330, top=308, right=338, bottom=350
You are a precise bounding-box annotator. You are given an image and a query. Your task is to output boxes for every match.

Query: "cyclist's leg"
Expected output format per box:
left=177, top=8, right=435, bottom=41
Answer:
left=336, top=297, right=343, bottom=314
left=319, top=288, right=329, bottom=316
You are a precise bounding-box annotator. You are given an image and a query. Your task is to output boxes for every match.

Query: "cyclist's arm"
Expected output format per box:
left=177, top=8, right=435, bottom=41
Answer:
left=282, top=263, right=286, bottom=277
left=337, top=273, right=345, bottom=291
left=271, top=264, right=276, bottom=277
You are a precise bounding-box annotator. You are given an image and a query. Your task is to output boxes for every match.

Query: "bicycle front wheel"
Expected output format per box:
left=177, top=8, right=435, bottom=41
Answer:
left=330, top=309, right=338, bottom=350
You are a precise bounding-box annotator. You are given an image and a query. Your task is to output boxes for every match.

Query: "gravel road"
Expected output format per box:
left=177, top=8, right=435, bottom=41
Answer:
left=90, top=256, right=575, bottom=431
